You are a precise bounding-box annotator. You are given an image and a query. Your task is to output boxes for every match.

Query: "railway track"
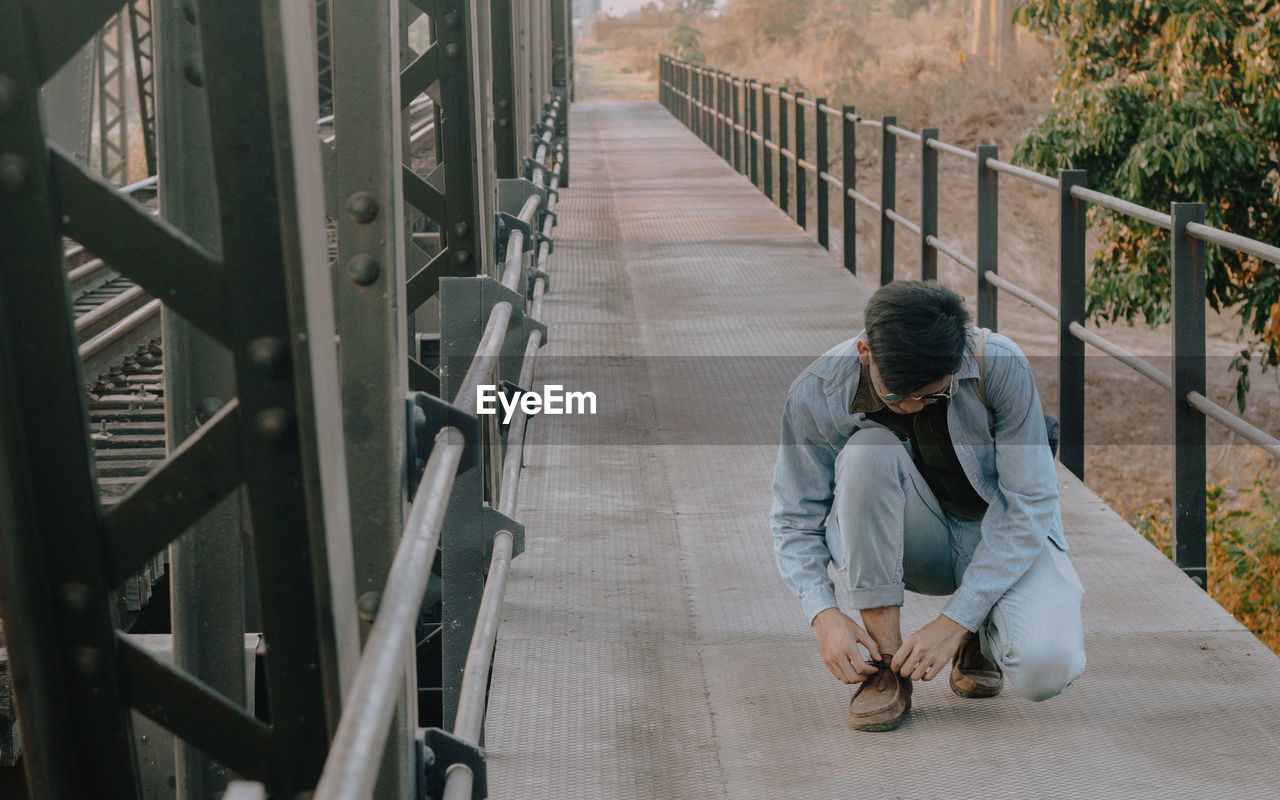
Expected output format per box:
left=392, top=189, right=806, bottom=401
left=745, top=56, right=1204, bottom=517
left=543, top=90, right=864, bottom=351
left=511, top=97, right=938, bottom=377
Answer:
left=2, top=96, right=446, bottom=768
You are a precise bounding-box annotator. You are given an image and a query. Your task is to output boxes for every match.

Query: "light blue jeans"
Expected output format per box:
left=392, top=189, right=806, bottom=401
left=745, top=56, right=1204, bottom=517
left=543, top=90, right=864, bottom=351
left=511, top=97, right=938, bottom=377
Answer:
left=834, top=428, right=1086, bottom=701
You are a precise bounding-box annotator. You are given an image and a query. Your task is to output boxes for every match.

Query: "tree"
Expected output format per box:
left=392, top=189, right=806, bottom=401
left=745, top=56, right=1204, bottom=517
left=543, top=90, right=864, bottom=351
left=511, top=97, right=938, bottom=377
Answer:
left=1014, top=1, right=1280, bottom=408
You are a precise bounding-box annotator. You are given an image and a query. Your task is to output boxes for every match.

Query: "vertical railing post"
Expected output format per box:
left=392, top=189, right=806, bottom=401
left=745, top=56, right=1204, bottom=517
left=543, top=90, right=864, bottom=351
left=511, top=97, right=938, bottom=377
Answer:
left=728, top=74, right=737, bottom=168
left=748, top=80, right=759, bottom=187
left=713, top=70, right=722, bottom=156
left=816, top=97, right=829, bottom=249
left=719, top=71, right=728, bottom=159
left=732, top=75, right=742, bottom=173
left=661, top=55, right=668, bottom=109
left=920, top=128, right=938, bottom=280
left=795, top=91, right=807, bottom=232
left=1171, top=201, right=1208, bottom=589
left=721, top=71, right=731, bottom=162
left=880, top=115, right=896, bottom=286
left=762, top=83, right=773, bottom=201
left=976, top=144, right=998, bottom=330
left=842, top=104, right=856, bottom=274
left=1058, top=170, right=1087, bottom=480
left=778, top=88, right=790, bottom=214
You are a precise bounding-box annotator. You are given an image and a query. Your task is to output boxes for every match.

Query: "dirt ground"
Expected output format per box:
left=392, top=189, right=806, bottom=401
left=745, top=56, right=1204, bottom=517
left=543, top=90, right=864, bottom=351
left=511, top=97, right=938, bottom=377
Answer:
left=574, top=38, right=1280, bottom=525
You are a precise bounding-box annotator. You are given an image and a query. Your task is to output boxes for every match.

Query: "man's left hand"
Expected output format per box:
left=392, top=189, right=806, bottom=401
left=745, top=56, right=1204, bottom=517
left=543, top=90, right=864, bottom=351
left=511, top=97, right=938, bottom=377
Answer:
left=891, top=614, right=969, bottom=681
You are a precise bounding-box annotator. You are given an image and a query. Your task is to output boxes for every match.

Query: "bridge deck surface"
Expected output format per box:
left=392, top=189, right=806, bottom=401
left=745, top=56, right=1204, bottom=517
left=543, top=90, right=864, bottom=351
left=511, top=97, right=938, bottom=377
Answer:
left=485, top=101, right=1280, bottom=798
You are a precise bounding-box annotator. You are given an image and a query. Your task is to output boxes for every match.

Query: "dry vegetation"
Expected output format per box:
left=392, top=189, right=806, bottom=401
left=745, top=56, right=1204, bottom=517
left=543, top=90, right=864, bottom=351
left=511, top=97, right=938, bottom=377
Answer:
left=585, top=0, right=1280, bottom=650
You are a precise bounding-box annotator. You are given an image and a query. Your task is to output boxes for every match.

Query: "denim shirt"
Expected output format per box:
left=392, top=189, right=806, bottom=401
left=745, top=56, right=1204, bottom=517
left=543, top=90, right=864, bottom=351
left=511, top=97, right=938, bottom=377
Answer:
left=769, top=326, right=1066, bottom=631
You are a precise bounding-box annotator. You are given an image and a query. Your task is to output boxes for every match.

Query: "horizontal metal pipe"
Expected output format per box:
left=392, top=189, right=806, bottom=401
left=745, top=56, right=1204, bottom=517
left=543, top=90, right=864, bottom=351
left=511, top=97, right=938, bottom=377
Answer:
left=858, top=118, right=883, bottom=129
left=78, top=298, right=162, bottom=360
left=67, top=257, right=108, bottom=285
left=797, top=96, right=816, bottom=108
left=983, top=272, right=1059, bottom=320
left=497, top=335, right=543, bottom=520
left=987, top=158, right=1060, bottom=189
left=453, top=302, right=515, bottom=408
left=779, top=90, right=795, bottom=101
left=925, top=235, right=977, bottom=272
left=885, top=208, right=921, bottom=236
left=120, top=174, right=159, bottom=194
left=820, top=171, right=842, bottom=188
left=885, top=124, right=921, bottom=143
left=779, top=148, right=795, bottom=161
left=797, top=158, right=816, bottom=171
left=501, top=230, right=526, bottom=292
left=1068, top=321, right=1172, bottom=390
left=846, top=188, right=881, bottom=214
left=845, top=112, right=859, bottom=123
left=1186, top=221, right=1280, bottom=265
left=819, top=103, right=841, bottom=118
left=409, top=121, right=436, bottom=144
left=441, top=765, right=475, bottom=800
left=313, top=434, right=466, bottom=800
left=1185, top=392, right=1280, bottom=459
left=451, top=530, right=515, bottom=743
left=763, top=86, right=780, bottom=96
left=734, top=123, right=745, bottom=133
left=765, top=140, right=780, bottom=152
left=750, top=131, right=764, bottom=142
left=75, top=284, right=148, bottom=335
left=1070, top=185, right=1172, bottom=230
left=926, top=138, right=978, bottom=161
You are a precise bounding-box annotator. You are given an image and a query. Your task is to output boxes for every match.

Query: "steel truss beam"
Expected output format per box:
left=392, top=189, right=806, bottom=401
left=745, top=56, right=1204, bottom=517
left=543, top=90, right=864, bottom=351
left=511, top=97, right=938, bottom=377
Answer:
left=126, top=0, right=156, bottom=176
left=97, top=12, right=128, bottom=184
left=0, top=1, right=360, bottom=796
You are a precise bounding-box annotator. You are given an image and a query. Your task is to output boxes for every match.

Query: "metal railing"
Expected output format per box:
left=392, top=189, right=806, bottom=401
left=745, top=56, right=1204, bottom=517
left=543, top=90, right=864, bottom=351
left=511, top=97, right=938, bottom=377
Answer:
left=313, top=98, right=566, bottom=800
left=659, top=54, right=1280, bottom=589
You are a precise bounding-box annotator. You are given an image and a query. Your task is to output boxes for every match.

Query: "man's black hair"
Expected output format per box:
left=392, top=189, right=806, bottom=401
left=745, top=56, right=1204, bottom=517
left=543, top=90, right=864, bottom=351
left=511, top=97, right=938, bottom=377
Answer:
left=864, top=280, right=971, bottom=394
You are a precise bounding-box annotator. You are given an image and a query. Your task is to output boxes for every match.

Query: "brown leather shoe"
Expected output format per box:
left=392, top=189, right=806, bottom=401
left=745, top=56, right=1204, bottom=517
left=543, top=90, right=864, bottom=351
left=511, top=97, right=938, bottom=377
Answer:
left=949, top=632, right=1003, bottom=698
left=848, top=659, right=912, bottom=731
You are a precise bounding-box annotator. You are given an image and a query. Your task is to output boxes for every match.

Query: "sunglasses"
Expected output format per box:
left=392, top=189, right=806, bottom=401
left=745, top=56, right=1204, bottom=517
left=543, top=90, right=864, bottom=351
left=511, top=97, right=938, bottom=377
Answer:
left=880, top=374, right=956, bottom=404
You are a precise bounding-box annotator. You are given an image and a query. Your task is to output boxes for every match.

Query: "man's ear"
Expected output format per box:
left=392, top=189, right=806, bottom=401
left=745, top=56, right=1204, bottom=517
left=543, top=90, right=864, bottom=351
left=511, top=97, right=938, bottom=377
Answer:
left=855, top=338, right=871, bottom=365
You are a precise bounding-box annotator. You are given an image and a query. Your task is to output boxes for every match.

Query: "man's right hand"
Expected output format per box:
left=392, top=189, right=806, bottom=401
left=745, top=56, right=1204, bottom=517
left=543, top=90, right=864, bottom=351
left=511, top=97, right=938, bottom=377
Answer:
left=812, top=608, right=882, bottom=684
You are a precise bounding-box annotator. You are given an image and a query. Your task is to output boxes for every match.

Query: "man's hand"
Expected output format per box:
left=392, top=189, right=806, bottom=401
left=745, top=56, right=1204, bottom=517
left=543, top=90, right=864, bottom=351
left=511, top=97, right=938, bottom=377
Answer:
left=891, top=614, right=968, bottom=681
left=812, top=608, right=882, bottom=684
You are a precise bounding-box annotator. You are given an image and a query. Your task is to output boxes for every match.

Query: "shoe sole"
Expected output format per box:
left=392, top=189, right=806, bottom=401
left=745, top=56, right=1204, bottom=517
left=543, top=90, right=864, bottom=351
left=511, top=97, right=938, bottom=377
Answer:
left=848, top=698, right=911, bottom=732
left=949, top=673, right=1002, bottom=699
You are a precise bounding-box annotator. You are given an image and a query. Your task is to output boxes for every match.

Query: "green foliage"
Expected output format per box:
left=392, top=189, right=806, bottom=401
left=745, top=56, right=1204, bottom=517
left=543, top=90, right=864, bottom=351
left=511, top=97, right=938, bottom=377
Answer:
left=668, top=19, right=706, bottom=63
left=1013, top=1, right=1280, bottom=408
left=1136, top=476, right=1280, bottom=652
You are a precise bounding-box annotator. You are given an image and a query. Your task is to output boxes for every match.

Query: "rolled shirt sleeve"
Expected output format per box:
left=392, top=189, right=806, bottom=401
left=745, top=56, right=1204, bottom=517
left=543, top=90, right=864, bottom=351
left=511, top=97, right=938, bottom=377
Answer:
left=942, top=340, right=1062, bottom=631
left=770, top=375, right=841, bottom=623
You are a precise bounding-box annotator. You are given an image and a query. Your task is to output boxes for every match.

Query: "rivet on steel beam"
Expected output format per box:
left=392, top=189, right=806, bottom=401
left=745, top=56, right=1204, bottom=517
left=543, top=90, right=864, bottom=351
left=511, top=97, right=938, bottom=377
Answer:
left=497, top=99, right=511, bottom=110
left=254, top=408, right=292, bottom=443
left=445, top=43, right=462, bottom=60
left=183, top=61, right=204, bottom=87
left=497, top=118, right=510, bottom=128
left=0, top=76, right=18, bottom=114
left=180, top=0, right=197, bottom=23
left=345, top=191, right=379, bottom=224
left=73, top=647, right=104, bottom=680
left=453, top=249, right=471, bottom=265
left=453, top=221, right=469, bottom=237
left=247, top=336, right=286, bottom=372
left=357, top=591, right=381, bottom=624
left=347, top=254, right=380, bottom=286
left=443, top=11, right=460, bottom=28
left=58, top=582, right=91, bottom=614
left=0, top=154, right=26, bottom=191
left=195, top=396, right=224, bottom=425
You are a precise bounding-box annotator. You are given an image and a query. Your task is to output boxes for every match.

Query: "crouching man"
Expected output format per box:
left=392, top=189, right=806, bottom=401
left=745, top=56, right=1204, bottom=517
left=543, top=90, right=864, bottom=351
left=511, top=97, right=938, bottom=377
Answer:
left=770, top=280, right=1085, bottom=731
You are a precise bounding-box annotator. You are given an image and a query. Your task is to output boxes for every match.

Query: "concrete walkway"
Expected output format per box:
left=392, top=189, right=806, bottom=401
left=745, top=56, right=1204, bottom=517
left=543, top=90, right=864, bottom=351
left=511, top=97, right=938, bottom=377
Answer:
left=485, top=101, right=1280, bottom=799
